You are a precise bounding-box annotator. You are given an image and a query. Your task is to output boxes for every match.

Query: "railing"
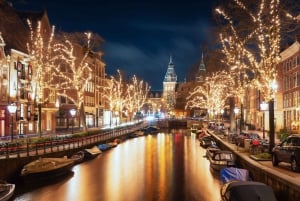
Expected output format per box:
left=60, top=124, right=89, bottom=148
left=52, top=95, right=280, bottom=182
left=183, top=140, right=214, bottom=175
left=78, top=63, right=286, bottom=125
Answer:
left=0, top=123, right=146, bottom=159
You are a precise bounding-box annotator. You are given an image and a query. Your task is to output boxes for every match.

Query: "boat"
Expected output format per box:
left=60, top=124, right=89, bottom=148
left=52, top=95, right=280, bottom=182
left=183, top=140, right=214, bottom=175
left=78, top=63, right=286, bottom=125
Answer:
left=107, top=142, right=118, bottom=148
left=206, top=149, right=235, bottom=171
left=83, top=146, right=102, bottom=159
left=190, top=123, right=201, bottom=135
left=69, top=151, right=85, bottom=164
left=220, top=181, right=277, bottom=201
left=133, top=130, right=145, bottom=136
left=0, top=180, right=15, bottom=201
left=220, top=167, right=251, bottom=184
left=98, top=142, right=118, bottom=151
left=20, top=157, right=74, bottom=179
left=143, top=126, right=160, bottom=134
left=220, top=167, right=277, bottom=201
left=199, top=136, right=216, bottom=148
left=205, top=146, right=221, bottom=158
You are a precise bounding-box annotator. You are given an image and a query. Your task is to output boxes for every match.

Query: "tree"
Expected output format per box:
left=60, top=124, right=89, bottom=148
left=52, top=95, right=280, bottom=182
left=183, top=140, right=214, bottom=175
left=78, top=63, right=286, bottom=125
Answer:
left=125, top=75, right=150, bottom=121
left=186, top=71, right=233, bottom=119
left=27, top=20, right=65, bottom=135
left=53, top=32, right=95, bottom=132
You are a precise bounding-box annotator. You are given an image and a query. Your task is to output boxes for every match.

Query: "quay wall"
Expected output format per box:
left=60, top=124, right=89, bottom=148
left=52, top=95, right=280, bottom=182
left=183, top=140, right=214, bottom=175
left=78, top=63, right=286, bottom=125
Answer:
left=0, top=145, right=93, bottom=181
left=0, top=125, right=140, bottom=181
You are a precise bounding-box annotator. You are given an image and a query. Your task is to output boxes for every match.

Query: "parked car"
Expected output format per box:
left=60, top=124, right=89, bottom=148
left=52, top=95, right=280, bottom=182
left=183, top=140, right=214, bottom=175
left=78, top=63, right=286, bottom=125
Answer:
left=216, top=122, right=225, bottom=130
left=272, top=134, right=300, bottom=172
left=235, top=132, right=262, bottom=147
left=208, top=122, right=216, bottom=129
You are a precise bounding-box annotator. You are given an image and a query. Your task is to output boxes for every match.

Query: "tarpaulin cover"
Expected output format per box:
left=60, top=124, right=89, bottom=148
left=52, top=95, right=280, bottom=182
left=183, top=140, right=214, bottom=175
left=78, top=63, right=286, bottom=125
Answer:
left=221, top=181, right=277, bottom=201
left=220, top=167, right=250, bottom=184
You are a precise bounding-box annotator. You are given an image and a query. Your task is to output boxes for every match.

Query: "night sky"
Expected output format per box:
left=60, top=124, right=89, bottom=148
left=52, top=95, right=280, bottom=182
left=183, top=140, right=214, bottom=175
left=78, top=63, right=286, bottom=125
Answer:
left=11, top=0, right=218, bottom=90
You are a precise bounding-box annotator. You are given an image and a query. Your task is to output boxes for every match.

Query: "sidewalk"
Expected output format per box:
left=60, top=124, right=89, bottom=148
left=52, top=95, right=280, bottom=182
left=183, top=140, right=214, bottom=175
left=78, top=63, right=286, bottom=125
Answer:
left=242, top=129, right=281, bottom=144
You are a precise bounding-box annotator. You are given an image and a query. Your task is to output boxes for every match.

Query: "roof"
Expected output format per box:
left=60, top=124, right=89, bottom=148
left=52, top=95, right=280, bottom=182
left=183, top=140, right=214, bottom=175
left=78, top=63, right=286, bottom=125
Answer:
left=0, top=1, right=29, bottom=53
left=0, top=1, right=51, bottom=54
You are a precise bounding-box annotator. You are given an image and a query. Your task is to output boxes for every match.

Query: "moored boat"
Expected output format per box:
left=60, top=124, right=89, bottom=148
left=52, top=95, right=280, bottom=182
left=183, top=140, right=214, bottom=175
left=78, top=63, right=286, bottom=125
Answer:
left=220, top=181, right=277, bottom=201
left=133, top=130, right=145, bottom=136
left=83, top=146, right=102, bottom=159
left=20, top=157, right=74, bottom=180
left=220, top=167, right=251, bottom=184
left=0, top=181, right=15, bottom=201
left=207, top=149, right=235, bottom=171
left=143, top=126, right=160, bottom=134
left=98, top=142, right=118, bottom=151
left=69, top=151, right=85, bottom=164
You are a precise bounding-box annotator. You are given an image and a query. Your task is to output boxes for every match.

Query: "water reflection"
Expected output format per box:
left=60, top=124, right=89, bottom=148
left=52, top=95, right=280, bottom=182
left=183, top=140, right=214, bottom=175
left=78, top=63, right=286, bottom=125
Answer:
left=13, top=130, right=222, bottom=201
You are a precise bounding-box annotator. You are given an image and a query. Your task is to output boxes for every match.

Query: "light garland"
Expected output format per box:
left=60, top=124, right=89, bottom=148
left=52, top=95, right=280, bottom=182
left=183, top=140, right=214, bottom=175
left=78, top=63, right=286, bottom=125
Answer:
left=217, top=0, right=281, bottom=102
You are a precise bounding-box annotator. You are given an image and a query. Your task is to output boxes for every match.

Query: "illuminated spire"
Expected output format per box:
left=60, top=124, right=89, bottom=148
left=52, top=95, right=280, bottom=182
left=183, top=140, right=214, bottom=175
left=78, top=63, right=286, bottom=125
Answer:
left=164, top=54, right=177, bottom=82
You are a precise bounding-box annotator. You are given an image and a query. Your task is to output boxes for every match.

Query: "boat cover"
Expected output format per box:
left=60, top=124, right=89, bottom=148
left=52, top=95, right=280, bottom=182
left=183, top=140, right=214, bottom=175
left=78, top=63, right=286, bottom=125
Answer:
left=222, top=181, right=277, bottom=201
left=220, top=167, right=250, bottom=184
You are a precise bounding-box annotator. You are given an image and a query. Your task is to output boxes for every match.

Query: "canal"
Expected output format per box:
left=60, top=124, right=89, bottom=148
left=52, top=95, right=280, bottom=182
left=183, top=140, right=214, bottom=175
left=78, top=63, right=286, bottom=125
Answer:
left=12, top=129, right=222, bottom=201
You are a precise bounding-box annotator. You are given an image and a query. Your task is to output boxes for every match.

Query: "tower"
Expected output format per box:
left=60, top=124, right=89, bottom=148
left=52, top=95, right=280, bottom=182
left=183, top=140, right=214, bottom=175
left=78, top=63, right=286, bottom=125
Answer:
left=195, top=52, right=206, bottom=82
left=163, top=55, right=177, bottom=113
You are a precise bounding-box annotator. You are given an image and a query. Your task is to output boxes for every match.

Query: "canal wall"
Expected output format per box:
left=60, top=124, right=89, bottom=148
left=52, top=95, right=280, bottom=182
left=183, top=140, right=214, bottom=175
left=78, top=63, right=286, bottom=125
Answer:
left=0, top=125, right=142, bottom=181
left=211, top=132, right=300, bottom=201
left=0, top=145, right=92, bottom=181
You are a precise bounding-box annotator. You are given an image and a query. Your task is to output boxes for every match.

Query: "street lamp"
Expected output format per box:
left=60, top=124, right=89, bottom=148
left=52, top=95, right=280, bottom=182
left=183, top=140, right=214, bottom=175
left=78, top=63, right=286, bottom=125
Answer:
left=269, top=80, right=278, bottom=153
left=70, top=109, right=76, bottom=134
left=260, top=102, right=268, bottom=140
left=7, top=103, right=17, bottom=142
left=234, top=107, right=239, bottom=134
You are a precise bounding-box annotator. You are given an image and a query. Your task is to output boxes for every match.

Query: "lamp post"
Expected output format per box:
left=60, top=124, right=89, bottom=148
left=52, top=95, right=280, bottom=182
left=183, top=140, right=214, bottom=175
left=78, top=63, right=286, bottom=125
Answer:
left=269, top=80, right=278, bottom=153
left=260, top=102, right=268, bottom=140
left=234, top=107, right=239, bottom=134
left=70, top=109, right=76, bottom=134
left=7, top=103, right=17, bottom=142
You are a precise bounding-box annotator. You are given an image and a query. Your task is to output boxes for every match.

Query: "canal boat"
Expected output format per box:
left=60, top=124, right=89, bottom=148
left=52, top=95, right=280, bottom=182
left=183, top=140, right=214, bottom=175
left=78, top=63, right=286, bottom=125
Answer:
left=207, top=149, right=235, bottom=171
left=83, top=146, right=102, bottom=159
left=133, top=130, right=145, bottom=136
left=20, top=157, right=74, bottom=180
left=0, top=180, right=15, bottom=201
left=143, top=126, right=160, bottom=134
left=204, top=146, right=221, bottom=158
left=199, top=136, right=216, bottom=148
left=98, top=142, right=118, bottom=151
left=69, top=151, right=85, bottom=164
left=220, top=167, right=251, bottom=184
left=220, top=181, right=277, bottom=201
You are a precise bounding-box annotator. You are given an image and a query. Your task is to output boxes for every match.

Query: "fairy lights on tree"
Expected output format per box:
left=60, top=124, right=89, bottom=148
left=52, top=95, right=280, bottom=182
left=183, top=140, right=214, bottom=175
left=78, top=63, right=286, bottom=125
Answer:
left=126, top=75, right=150, bottom=121
left=216, top=0, right=281, bottom=101
left=53, top=32, right=93, bottom=132
left=216, top=0, right=281, bottom=151
left=186, top=71, right=234, bottom=120
left=27, top=20, right=65, bottom=102
left=27, top=20, right=66, bottom=135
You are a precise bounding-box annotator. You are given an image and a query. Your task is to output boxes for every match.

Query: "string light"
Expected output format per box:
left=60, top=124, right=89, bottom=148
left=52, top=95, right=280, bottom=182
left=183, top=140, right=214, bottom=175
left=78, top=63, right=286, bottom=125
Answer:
left=217, top=0, right=281, bottom=101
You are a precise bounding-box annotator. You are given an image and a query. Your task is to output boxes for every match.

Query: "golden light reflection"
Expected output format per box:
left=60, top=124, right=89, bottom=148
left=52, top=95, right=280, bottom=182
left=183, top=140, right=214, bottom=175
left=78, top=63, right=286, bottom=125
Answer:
left=15, top=132, right=224, bottom=201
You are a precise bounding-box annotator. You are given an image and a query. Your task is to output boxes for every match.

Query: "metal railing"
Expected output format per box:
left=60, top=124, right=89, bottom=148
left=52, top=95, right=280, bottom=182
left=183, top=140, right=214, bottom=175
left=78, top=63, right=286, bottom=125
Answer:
left=0, top=123, right=146, bottom=159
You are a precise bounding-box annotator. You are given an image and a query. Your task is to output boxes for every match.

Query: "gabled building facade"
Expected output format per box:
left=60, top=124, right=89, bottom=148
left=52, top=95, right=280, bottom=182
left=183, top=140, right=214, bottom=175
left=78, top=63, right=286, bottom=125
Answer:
left=280, top=41, right=300, bottom=132
left=0, top=1, right=106, bottom=139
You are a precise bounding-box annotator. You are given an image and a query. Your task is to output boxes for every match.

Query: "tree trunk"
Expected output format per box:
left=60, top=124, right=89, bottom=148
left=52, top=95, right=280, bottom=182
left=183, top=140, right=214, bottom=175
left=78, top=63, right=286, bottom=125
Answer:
left=80, top=102, right=87, bottom=132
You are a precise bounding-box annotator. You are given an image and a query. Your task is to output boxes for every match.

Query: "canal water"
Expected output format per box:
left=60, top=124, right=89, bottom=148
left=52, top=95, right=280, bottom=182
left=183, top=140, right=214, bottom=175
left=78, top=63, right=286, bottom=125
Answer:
left=13, top=129, right=222, bottom=201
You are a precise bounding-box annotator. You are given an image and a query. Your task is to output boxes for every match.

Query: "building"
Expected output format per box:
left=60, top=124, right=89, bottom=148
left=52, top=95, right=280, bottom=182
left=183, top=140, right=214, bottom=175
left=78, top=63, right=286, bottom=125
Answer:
left=280, top=40, right=300, bottom=132
left=163, top=55, right=177, bottom=116
left=0, top=1, right=106, bottom=139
